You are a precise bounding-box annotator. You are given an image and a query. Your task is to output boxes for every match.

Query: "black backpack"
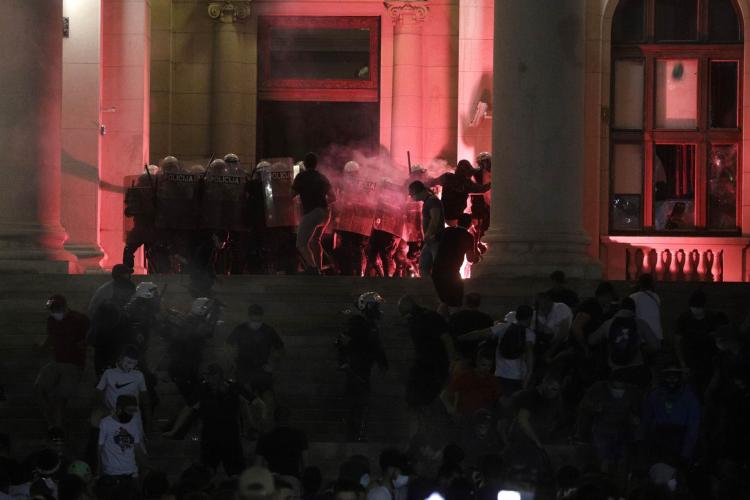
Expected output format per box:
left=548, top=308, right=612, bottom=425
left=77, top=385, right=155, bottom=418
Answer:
left=608, top=315, right=641, bottom=365
left=498, top=323, right=527, bottom=360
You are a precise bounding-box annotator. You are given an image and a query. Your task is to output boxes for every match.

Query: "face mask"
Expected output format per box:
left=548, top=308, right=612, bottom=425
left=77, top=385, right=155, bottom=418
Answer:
left=248, top=321, right=263, bottom=330
left=51, top=312, right=65, bottom=321
left=359, top=473, right=370, bottom=488
left=392, top=474, right=409, bottom=489
left=690, top=307, right=705, bottom=319
left=667, top=478, right=677, bottom=492
left=610, top=388, right=626, bottom=399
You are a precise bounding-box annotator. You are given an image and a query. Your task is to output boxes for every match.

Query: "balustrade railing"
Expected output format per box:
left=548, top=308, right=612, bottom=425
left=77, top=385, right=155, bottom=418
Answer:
left=601, top=236, right=750, bottom=283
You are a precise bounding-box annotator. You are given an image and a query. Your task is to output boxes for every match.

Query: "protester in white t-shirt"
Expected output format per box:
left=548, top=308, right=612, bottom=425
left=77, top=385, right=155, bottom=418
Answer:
left=629, top=273, right=663, bottom=342
left=98, top=395, right=146, bottom=477
left=534, top=292, right=573, bottom=349
left=460, top=305, right=536, bottom=395
left=87, top=345, right=150, bottom=470
left=95, top=345, right=149, bottom=420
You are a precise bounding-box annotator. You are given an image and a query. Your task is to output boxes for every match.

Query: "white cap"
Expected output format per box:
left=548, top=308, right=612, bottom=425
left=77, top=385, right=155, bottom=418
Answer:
left=135, top=282, right=159, bottom=299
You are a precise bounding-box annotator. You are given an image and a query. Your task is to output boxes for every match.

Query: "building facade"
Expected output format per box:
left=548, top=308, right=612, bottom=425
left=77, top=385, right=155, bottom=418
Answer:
left=1, top=0, right=749, bottom=281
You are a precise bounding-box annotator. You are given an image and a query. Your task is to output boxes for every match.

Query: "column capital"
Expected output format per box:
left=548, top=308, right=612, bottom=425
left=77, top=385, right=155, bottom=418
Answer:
left=384, top=0, right=430, bottom=25
left=207, top=0, right=252, bottom=23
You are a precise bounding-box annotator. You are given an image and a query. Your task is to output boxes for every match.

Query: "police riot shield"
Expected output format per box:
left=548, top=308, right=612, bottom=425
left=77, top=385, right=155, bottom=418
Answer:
left=155, top=172, right=198, bottom=230
left=332, top=176, right=377, bottom=237
left=199, top=173, right=246, bottom=231
left=402, top=201, right=423, bottom=243
left=373, top=180, right=406, bottom=237
left=123, top=174, right=156, bottom=219
left=261, top=158, right=301, bottom=228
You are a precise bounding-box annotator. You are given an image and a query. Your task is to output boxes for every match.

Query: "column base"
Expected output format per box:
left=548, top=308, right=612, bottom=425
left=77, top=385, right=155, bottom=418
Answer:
left=65, top=243, right=106, bottom=273
left=0, top=222, right=77, bottom=273
left=473, top=228, right=602, bottom=279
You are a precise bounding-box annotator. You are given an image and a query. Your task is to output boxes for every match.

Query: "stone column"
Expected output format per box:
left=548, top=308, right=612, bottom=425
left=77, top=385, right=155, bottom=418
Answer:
left=0, top=0, right=74, bottom=272
left=208, top=0, right=253, bottom=158
left=62, top=0, right=105, bottom=272
left=456, top=0, right=493, bottom=162
left=475, top=0, right=599, bottom=279
left=385, top=0, right=429, bottom=167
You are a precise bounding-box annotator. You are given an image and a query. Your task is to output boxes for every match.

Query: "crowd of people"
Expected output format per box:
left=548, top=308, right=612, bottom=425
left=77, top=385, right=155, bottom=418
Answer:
left=122, top=151, right=492, bottom=293
left=1, top=149, right=748, bottom=500
left=0, top=263, right=748, bottom=500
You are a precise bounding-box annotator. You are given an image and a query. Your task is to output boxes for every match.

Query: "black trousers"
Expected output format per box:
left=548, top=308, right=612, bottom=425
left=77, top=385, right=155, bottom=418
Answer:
left=345, top=374, right=371, bottom=440
left=201, top=433, right=245, bottom=476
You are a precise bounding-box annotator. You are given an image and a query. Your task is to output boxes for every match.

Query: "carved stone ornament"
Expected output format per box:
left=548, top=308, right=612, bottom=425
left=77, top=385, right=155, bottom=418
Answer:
left=207, top=0, right=252, bottom=23
left=384, top=0, right=429, bottom=25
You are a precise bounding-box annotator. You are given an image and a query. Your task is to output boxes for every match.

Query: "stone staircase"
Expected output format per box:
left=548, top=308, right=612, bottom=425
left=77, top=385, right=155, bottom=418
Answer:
left=0, top=274, right=748, bottom=480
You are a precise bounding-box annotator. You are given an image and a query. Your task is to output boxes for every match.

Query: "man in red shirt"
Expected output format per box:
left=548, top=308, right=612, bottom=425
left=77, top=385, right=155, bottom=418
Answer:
left=35, top=294, right=90, bottom=429
left=443, top=344, right=499, bottom=418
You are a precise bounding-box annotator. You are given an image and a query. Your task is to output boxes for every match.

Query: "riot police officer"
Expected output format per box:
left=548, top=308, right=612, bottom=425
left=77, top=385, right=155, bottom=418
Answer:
left=123, top=165, right=159, bottom=271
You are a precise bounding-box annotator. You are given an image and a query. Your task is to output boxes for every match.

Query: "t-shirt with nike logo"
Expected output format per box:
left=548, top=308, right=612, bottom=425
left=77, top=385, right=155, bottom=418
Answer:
left=96, top=367, right=147, bottom=411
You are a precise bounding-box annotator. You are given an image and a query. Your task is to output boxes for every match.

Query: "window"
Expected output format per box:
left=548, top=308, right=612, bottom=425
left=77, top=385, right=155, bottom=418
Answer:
left=610, top=0, right=742, bottom=233
left=258, top=17, right=380, bottom=102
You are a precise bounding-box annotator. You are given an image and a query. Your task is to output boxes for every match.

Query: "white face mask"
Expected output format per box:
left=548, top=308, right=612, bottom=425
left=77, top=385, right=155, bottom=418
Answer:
left=248, top=321, right=263, bottom=330
left=51, top=312, right=65, bottom=321
left=690, top=307, right=705, bottom=319
left=392, top=474, right=409, bottom=489
left=359, top=473, right=370, bottom=488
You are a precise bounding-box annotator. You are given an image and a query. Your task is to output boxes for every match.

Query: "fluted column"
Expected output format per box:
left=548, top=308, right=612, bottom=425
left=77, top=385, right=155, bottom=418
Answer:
left=474, top=0, right=599, bottom=279
left=208, top=0, right=253, bottom=157
left=385, top=0, right=429, bottom=167
left=0, top=0, right=74, bottom=272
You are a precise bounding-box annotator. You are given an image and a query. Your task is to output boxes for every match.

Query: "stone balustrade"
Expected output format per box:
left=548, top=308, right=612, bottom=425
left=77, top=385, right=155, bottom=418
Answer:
left=601, top=236, right=750, bottom=283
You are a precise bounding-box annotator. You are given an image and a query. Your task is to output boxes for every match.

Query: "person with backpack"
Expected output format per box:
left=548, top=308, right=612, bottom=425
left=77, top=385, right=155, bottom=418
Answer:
left=588, top=297, right=660, bottom=388
left=460, top=305, right=536, bottom=396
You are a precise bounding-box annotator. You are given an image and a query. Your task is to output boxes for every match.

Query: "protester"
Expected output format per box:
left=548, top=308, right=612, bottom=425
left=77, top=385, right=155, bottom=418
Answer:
left=630, top=273, right=663, bottom=343
left=34, top=295, right=89, bottom=429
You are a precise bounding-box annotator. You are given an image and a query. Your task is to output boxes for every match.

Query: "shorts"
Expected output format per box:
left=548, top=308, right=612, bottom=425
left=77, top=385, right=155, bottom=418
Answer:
left=296, top=207, right=330, bottom=249
left=35, top=362, right=83, bottom=400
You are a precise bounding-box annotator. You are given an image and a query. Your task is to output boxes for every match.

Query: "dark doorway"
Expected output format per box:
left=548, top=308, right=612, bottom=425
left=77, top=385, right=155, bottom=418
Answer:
left=257, top=100, right=379, bottom=165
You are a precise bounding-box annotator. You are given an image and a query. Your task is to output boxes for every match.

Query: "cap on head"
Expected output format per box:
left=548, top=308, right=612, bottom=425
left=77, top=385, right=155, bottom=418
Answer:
left=135, top=282, right=159, bottom=300
left=357, top=292, right=383, bottom=311
left=191, top=297, right=213, bottom=317
left=238, top=466, right=275, bottom=499
left=46, top=294, right=67, bottom=311
left=66, top=460, right=92, bottom=483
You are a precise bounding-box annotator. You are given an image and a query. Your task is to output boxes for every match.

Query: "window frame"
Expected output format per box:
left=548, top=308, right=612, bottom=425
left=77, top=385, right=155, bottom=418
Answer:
left=609, top=0, right=743, bottom=235
left=258, top=16, right=381, bottom=103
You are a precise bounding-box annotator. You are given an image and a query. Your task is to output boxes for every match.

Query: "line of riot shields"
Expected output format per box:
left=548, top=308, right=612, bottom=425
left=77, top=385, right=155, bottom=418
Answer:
left=123, top=158, right=424, bottom=276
